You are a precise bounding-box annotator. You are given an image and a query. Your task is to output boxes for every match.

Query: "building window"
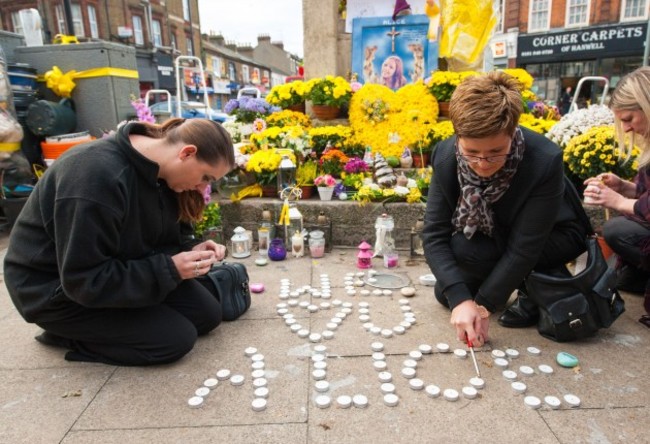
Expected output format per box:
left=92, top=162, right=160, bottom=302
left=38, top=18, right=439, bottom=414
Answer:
left=55, top=4, right=85, bottom=36
left=242, top=65, right=250, bottom=83
left=495, top=0, right=505, bottom=34
left=11, top=11, right=23, bottom=35
left=212, top=56, right=223, bottom=77
left=187, top=36, right=194, bottom=55
left=228, top=62, right=236, bottom=81
left=133, top=15, right=144, bottom=46
left=182, top=0, right=190, bottom=21
left=621, top=0, right=649, bottom=21
left=529, top=0, right=550, bottom=32
left=152, top=19, right=162, bottom=46
left=88, top=5, right=98, bottom=38
left=171, top=33, right=177, bottom=51
left=72, top=4, right=85, bottom=37
left=566, top=0, right=589, bottom=27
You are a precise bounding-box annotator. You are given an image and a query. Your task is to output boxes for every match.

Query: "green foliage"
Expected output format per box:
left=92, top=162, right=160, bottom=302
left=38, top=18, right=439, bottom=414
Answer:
left=194, top=202, right=222, bottom=237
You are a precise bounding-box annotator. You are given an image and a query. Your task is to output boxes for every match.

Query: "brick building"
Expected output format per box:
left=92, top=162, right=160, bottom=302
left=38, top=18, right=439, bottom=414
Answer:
left=491, top=0, right=649, bottom=104
left=0, top=0, right=202, bottom=98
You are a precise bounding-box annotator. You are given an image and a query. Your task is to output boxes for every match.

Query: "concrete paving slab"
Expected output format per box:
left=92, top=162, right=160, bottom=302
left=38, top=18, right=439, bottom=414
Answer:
left=306, top=354, right=559, bottom=444
left=1, top=241, right=648, bottom=443
left=540, top=407, right=649, bottom=444
left=0, top=312, right=79, bottom=370
left=73, top=318, right=309, bottom=430
left=61, top=423, right=308, bottom=444
left=0, top=367, right=114, bottom=444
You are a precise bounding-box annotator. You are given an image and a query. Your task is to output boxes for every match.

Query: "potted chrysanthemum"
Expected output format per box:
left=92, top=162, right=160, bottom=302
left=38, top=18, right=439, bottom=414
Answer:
left=305, top=76, right=352, bottom=120
left=266, top=81, right=308, bottom=113
left=426, top=70, right=477, bottom=116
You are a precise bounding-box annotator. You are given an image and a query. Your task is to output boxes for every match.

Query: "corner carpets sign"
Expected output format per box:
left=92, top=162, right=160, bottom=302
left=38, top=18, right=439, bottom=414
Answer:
left=518, top=22, right=647, bottom=63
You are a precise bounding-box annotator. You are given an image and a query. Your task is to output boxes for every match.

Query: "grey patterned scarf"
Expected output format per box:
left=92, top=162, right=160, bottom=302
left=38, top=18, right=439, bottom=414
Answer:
left=452, top=128, right=525, bottom=239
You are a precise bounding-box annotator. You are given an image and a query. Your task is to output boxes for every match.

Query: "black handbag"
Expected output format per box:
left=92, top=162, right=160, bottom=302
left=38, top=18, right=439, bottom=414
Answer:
left=196, top=262, right=251, bottom=321
left=527, top=237, right=625, bottom=342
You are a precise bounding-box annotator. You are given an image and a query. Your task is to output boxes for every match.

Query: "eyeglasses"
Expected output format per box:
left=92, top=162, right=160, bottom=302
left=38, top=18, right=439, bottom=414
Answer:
left=459, top=153, right=511, bottom=164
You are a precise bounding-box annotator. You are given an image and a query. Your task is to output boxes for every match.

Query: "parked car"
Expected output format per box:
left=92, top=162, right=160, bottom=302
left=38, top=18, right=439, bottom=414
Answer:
left=149, top=100, right=233, bottom=123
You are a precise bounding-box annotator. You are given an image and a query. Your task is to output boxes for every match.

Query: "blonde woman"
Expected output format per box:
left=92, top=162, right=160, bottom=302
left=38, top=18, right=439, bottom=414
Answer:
left=5, top=118, right=235, bottom=365
left=421, top=71, right=589, bottom=346
left=584, top=66, right=650, bottom=327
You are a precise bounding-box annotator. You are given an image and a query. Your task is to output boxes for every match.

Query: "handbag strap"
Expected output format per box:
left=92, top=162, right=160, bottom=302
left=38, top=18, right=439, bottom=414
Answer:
left=563, top=175, right=595, bottom=236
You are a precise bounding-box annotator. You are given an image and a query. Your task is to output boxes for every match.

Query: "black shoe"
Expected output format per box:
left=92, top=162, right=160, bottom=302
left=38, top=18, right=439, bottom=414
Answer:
left=35, top=331, right=74, bottom=350
left=497, top=292, right=539, bottom=328
left=616, top=265, right=648, bottom=294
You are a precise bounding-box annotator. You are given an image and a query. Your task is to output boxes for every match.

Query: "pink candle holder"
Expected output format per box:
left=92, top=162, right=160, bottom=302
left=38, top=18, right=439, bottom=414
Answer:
left=383, top=252, right=399, bottom=268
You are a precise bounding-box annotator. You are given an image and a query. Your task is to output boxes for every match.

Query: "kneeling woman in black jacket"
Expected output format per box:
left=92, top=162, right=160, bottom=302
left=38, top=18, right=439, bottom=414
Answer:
left=5, top=118, right=234, bottom=365
left=422, top=71, right=589, bottom=347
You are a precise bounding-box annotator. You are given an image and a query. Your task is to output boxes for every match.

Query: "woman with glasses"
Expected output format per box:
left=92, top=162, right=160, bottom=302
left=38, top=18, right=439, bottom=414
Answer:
left=4, top=118, right=235, bottom=365
left=421, top=71, right=589, bottom=347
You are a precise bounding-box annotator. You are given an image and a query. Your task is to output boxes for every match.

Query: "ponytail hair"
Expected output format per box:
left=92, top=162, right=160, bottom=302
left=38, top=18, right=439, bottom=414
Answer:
left=138, top=118, right=234, bottom=223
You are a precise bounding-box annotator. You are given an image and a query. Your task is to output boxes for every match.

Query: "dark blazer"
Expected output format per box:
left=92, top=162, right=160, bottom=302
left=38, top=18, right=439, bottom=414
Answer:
left=421, top=127, right=585, bottom=311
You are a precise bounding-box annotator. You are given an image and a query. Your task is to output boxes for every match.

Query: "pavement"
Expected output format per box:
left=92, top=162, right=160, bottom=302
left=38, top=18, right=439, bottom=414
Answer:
left=0, top=231, right=648, bottom=444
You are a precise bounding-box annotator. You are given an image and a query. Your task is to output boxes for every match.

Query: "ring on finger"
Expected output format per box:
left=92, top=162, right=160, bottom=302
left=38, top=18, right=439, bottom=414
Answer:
left=194, top=270, right=200, bottom=277
left=195, top=261, right=200, bottom=271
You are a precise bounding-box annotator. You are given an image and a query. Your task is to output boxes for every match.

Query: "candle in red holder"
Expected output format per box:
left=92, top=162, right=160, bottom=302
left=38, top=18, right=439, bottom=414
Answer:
left=357, top=241, right=373, bottom=269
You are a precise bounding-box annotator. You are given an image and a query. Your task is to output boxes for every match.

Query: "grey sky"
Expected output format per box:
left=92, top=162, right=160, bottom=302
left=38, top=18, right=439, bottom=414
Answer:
left=197, top=0, right=304, bottom=57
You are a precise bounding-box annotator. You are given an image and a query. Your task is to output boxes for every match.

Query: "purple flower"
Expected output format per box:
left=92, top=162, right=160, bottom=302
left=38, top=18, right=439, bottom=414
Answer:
left=202, top=183, right=212, bottom=204
left=344, top=157, right=369, bottom=174
left=333, top=182, right=346, bottom=197
left=224, top=99, right=239, bottom=114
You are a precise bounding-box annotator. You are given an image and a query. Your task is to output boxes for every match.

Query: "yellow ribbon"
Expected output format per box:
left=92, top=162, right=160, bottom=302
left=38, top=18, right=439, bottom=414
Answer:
left=278, top=198, right=290, bottom=226
left=40, top=66, right=140, bottom=98
left=229, top=184, right=262, bottom=202
left=0, top=142, right=21, bottom=152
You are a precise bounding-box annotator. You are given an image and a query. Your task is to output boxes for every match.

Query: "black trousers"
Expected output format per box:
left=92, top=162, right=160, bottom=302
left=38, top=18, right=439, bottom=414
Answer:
left=603, top=216, right=650, bottom=268
left=36, top=279, right=222, bottom=366
left=435, top=225, right=586, bottom=308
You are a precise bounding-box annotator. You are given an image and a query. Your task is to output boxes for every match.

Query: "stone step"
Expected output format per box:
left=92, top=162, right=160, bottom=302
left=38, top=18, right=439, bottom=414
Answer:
left=216, top=196, right=426, bottom=250
left=215, top=196, right=611, bottom=251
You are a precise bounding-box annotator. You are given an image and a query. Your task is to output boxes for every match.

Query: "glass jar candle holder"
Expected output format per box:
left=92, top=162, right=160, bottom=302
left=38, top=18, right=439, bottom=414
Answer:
left=268, top=238, right=287, bottom=261
left=258, top=224, right=271, bottom=257
left=308, top=230, right=325, bottom=258
left=291, top=231, right=304, bottom=257
left=383, top=252, right=399, bottom=268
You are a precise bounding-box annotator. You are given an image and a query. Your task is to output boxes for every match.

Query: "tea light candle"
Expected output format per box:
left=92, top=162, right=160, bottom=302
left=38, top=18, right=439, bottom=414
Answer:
left=443, top=389, right=459, bottom=402
left=426, top=385, right=441, bottom=398
left=251, top=398, right=267, bottom=412
left=337, top=395, right=352, bottom=408
left=384, top=393, right=399, bottom=406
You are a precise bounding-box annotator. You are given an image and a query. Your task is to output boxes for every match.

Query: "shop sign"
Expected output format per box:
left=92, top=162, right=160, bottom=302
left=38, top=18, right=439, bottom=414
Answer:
left=518, top=22, right=647, bottom=63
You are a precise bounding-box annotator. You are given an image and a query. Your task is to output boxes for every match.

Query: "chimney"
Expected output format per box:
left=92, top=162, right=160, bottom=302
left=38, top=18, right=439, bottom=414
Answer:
left=257, top=34, right=271, bottom=43
left=272, top=41, right=284, bottom=50
left=238, top=44, right=254, bottom=58
left=225, top=40, right=237, bottom=52
left=208, top=34, right=225, bottom=46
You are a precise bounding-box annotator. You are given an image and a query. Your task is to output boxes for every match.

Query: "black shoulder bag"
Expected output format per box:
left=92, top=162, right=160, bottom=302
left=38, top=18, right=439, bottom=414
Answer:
left=196, top=262, right=251, bottom=321
left=525, top=177, right=625, bottom=342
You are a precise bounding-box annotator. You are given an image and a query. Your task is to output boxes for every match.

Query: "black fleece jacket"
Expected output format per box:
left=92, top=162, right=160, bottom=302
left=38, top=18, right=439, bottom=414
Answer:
left=421, top=127, right=580, bottom=312
left=4, top=123, right=196, bottom=323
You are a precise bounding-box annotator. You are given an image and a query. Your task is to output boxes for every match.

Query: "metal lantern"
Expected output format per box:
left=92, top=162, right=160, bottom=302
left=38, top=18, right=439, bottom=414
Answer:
left=357, top=240, right=373, bottom=269
left=231, top=226, right=251, bottom=258
left=410, top=217, right=425, bottom=257
left=277, top=154, right=296, bottom=194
